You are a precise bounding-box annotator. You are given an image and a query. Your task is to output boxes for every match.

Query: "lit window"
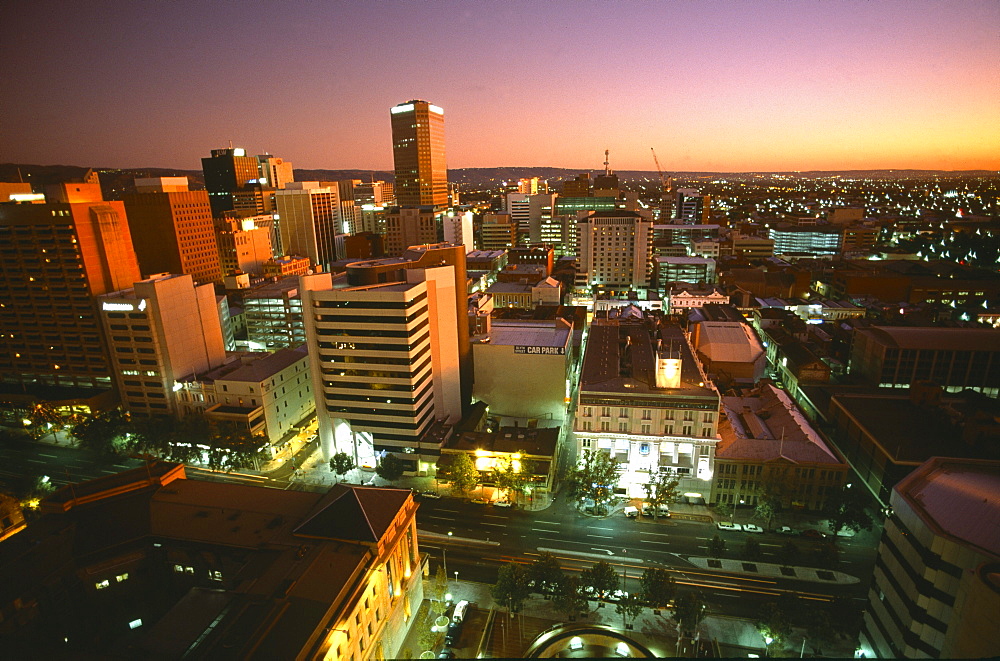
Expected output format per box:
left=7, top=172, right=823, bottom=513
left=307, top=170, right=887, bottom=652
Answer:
left=115, top=573, right=129, bottom=583
left=209, top=570, right=223, bottom=581
left=129, top=618, right=143, bottom=630
left=95, top=580, right=110, bottom=590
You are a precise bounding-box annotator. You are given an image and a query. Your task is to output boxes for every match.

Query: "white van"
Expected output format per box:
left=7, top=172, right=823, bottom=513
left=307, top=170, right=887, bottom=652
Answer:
left=623, top=505, right=639, bottom=518
left=452, top=599, right=469, bottom=623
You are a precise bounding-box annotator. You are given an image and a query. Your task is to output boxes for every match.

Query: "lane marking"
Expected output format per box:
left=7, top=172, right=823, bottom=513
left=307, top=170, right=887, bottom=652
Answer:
left=481, top=522, right=505, bottom=528
left=39, top=453, right=57, bottom=458
left=586, top=534, right=614, bottom=539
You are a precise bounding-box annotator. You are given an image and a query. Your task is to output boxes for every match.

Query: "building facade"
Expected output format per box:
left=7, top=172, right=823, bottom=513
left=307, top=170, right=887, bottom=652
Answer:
left=577, top=210, right=653, bottom=290
left=275, top=183, right=341, bottom=272
left=391, top=100, right=447, bottom=208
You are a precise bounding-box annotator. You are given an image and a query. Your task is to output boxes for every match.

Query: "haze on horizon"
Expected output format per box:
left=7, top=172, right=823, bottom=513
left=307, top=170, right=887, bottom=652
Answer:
left=2, top=0, right=998, bottom=173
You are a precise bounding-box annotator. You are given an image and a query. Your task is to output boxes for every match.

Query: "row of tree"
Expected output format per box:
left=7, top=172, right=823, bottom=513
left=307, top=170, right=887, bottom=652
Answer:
left=754, top=593, right=862, bottom=655
left=564, top=450, right=681, bottom=514
left=69, top=409, right=268, bottom=471
left=716, top=481, right=874, bottom=538
left=490, top=553, right=706, bottom=633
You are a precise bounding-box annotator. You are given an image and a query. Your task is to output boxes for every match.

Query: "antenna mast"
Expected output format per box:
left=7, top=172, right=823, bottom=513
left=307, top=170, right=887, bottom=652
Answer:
left=604, top=149, right=610, bottom=176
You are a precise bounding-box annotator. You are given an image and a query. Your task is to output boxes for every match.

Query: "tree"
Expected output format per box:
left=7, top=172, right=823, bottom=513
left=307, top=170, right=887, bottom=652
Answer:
left=565, top=449, right=620, bottom=514
left=755, top=600, right=792, bottom=647
left=375, top=453, right=405, bottom=484
left=615, top=594, right=644, bottom=629
left=756, top=468, right=793, bottom=530
left=753, top=498, right=780, bottom=532
left=208, top=421, right=268, bottom=471
left=671, top=590, right=706, bottom=636
left=823, top=486, right=873, bottom=538
left=70, top=409, right=131, bottom=457
left=707, top=534, right=726, bottom=558
left=803, top=606, right=838, bottom=655
left=491, top=562, right=531, bottom=613
left=639, top=567, right=675, bottom=611
left=330, top=451, right=355, bottom=483
left=11, top=472, right=56, bottom=514
left=447, top=452, right=480, bottom=496
left=580, top=561, right=619, bottom=598
left=741, top=536, right=762, bottom=561
left=715, top=501, right=734, bottom=523
left=552, top=576, right=589, bottom=621
left=417, top=614, right=440, bottom=654
left=777, top=541, right=800, bottom=568
left=494, top=454, right=531, bottom=504
left=528, top=551, right=564, bottom=596
left=430, top=566, right=449, bottom=616
left=25, top=402, right=63, bottom=441
left=642, top=470, right=680, bottom=514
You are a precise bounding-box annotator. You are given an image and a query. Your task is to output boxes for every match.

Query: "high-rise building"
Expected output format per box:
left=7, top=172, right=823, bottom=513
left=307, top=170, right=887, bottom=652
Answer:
left=97, top=273, right=226, bottom=417
left=0, top=182, right=142, bottom=394
left=442, top=210, right=474, bottom=254
left=385, top=207, right=441, bottom=256
left=863, top=457, right=1000, bottom=659
left=201, top=147, right=262, bottom=217
left=505, top=193, right=530, bottom=240
left=481, top=213, right=518, bottom=251
left=123, top=177, right=223, bottom=284
left=390, top=100, right=447, bottom=208
left=577, top=209, right=653, bottom=289
left=301, top=244, right=469, bottom=472
left=214, top=216, right=273, bottom=276
left=274, top=183, right=340, bottom=272
left=675, top=189, right=711, bottom=224
left=255, top=154, right=294, bottom=189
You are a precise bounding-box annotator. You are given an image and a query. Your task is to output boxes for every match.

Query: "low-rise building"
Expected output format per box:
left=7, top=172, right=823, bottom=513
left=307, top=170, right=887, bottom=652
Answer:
left=242, top=276, right=306, bottom=351
left=668, top=285, right=729, bottom=315
left=714, top=384, right=846, bottom=511
left=690, top=321, right=766, bottom=386
left=863, top=457, right=1000, bottom=659
left=438, top=425, right=560, bottom=500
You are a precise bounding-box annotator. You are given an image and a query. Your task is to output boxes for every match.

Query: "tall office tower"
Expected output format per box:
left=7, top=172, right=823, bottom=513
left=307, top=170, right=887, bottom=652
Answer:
left=562, top=173, right=591, bottom=197
left=354, top=181, right=390, bottom=206
left=385, top=207, right=441, bottom=256
left=202, top=147, right=262, bottom=217
left=358, top=204, right=388, bottom=235
left=123, top=178, right=222, bottom=284
left=97, top=274, right=226, bottom=417
left=390, top=100, right=447, bottom=208
left=518, top=177, right=545, bottom=194
left=592, top=152, right=620, bottom=198
left=442, top=210, right=474, bottom=254
left=528, top=193, right=558, bottom=244
left=675, top=189, right=711, bottom=224
left=255, top=154, right=294, bottom=189
left=505, top=193, right=530, bottom=240
left=215, top=216, right=273, bottom=275
left=481, top=213, right=518, bottom=250
left=301, top=243, right=469, bottom=471
left=274, top=183, right=340, bottom=272
left=0, top=182, right=141, bottom=394
left=577, top=209, right=653, bottom=289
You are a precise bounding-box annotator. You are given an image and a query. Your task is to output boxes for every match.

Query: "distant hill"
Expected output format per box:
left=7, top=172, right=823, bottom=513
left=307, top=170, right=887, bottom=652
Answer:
left=2, top=163, right=995, bottom=197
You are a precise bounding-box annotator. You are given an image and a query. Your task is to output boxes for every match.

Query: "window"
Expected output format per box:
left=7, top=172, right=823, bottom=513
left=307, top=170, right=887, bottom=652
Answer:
left=702, top=428, right=712, bottom=438
left=95, top=580, right=110, bottom=590
left=703, top=412, right=714, bottom=423
left=683, top=410, right=694, bottom=421
left=115, top=573, right=129, bottom=583
left=682, top=425, right=692, bottom=436
left=582, top=438, right=592, bottom=448
left=129, top=619, right=143, bottom=630
left=209, top=570, right=223, bottom=581
left=601, top=422, right=610, bottom=431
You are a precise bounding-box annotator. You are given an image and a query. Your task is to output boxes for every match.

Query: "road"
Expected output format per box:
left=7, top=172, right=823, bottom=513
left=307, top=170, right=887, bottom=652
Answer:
left=416, top=496, right=876, bottom=618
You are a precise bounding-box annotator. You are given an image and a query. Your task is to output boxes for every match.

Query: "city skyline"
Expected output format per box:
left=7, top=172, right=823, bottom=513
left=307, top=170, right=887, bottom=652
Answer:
left=2, top=0, right=999, bottom=173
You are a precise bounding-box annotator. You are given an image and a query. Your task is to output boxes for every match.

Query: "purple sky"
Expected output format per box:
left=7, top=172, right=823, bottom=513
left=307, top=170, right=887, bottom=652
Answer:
left=2, top=0, right=998, bottom=172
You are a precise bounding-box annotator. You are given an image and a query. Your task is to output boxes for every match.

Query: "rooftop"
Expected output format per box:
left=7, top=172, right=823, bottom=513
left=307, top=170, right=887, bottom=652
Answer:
left=483, top=319, right=572, bottom=349
left=695, top=322, right=764, bottom=364
left=859, top=326, right=1000, bottom=351
left=896, top=457, right=1000, bottom=558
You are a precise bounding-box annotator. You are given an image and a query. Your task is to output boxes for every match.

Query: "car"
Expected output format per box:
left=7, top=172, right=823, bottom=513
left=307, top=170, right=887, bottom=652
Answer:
left=421, top=490, right=442, bottom=499
left=452, top=599, right=469, bottom=623
left=437, top=650, right=456, bottom=659
left=444, top=622, right=463, bottom=646
left=470, top=497, right=489, bottom=505
left=776, top=526, right=797, bottom=535
left=836, top=528, right=856, bottom=538
left=494, top=500, right=513, bottom=508
left=716, top=521, right=742, bottom=531
left=800, top=529, right=827, bottom=540
left=623, top=505, right=639, bottom=518
left=606, top=589, right=629, bottom=603
left=743, top=524, right=765, bottom=534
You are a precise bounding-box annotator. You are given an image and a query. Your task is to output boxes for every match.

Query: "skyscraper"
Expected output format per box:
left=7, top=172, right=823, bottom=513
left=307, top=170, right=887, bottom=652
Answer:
left=274, top=183, right=340, bottom=272
left=577, top=209, right=653, bottom=289
left=123, top=177, right=223, bottom=284
left=390, top=100, right=447, bottom=208
left=0, top=182, right=142, bottom=394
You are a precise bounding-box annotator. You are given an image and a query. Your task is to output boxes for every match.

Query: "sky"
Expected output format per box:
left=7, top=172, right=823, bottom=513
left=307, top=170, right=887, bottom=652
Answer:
left=2, top=0, right=998, bottom=172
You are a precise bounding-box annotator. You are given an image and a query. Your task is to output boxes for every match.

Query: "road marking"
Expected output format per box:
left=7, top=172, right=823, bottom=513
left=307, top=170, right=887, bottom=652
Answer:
left=436, top=509, right=460, bottom=514
left=423, top=515, right=456, bottom=522
left=532, top=528, right=560, bottom=534
left=481, top=522, right=505, bottom=528
left=39, top=453, right=57, bottom=458
left=586, top=534, right=614, bottom=539
left=534, top=521, right=561, bottom=526
left=25, top=459, right=44, bottom=464
left=484, top=514, right=507, bottom=520
left=639, top=530, right=673, bottom=538
left=591, top=526, right=614, bottom=531
left=761, top=543, right=782, bottom=548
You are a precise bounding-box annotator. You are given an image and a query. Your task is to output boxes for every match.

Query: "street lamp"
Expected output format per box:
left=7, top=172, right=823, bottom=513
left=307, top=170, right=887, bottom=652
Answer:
left=764, top=635, right=773, bottom=657
left=444, top=532, right=453, bottom=601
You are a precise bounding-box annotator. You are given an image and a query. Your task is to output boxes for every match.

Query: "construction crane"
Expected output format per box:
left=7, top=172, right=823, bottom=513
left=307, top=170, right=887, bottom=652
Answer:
left=651, top=147, right=673, bottom=219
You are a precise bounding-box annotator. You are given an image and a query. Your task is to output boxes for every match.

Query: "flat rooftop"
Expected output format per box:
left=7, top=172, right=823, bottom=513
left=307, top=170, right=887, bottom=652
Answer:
left=484, top=320, right=571, bottom=349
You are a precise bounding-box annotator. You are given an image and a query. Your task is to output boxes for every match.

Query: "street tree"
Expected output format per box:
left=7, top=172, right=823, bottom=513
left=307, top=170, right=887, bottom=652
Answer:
left=755, top=600, right=793, bottom=647
left=375, top=453, right=406, bottom=484
left=430, top=565, right=449, bottom=616
left=741, top=536, right=762, bottom=561
left=494, top=454, right=531, bottom=504
left=715, top=501, right=734, bottom=523
left=671, top=590, right=707, bottom=636
left=26, top=402, right=63, bottom=441
left=642, top=470, right=680, bottom=513
left=777, top=541, right=801, bottom=567
left=329, top=451, right=355, bottom=483
left=707, top=534, right=726, bottom=558
left=417, top=614, right=441, bottom=654
left=552, top=576, right=589, bottom=621
left=823, top=485, right=873, bottom=538
left=70, top=409, right=131, bottom=457
left=616, top=594, right=644, bottom=629
left=580, top=561, right=619, bottom=598
left=447, top=452, right=480, bottom=496
left=639, top=567, right=675, bottom=612
left=753, top=498, right=780, bottom=531
left=565, top=449, right=620, bottom=514
left=10, top=472, right=56, bottom=516
left=528, top=551, right=564, bottom=596
left=208, top=422, right=268, bottom=471
left=803, top=605, right=838, bottom=656
left=491, top=562, right=531, bottom=613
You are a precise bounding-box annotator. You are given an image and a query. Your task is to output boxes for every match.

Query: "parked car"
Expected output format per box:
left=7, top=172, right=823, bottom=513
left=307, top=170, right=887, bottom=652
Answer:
left=776, top=526, right=797, bottom=535
left=444, top=622, right=463, bottom=646
left=642, top=503, right=671, bottom=518
left=623, top=505, right=639, bottom=518
left=494, top=500, right=513, bottom=508
left=743, top=524, right=765, bottom=534
left=716, top=521, right=742, bottom=531
left=470, top=497, right=490, bottom=505
left=800, top=529, right=827, bottom=540
left=607, top=589, right=629, bottom=603
left=421, top=490, right=442, bottom=499
left=836, top=528, right=856, bottom=538
left=452, top=600, right=469, bottom=623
